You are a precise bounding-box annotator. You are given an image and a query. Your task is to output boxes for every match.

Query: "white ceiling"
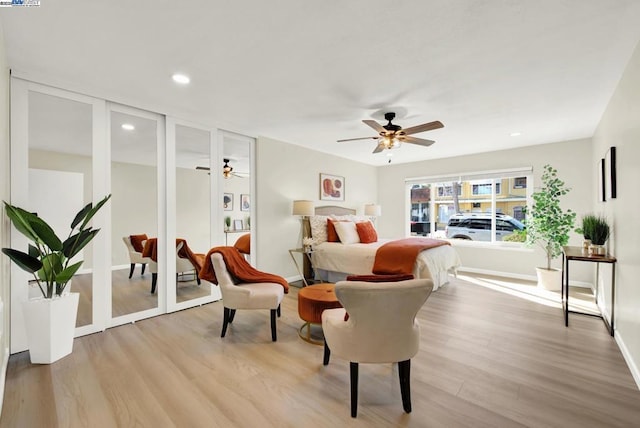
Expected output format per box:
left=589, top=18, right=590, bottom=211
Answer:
left=3, top=1, right=640, bottom=166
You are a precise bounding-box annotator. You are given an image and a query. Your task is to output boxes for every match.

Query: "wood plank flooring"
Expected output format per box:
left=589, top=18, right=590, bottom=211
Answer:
left=2, top=275, right=639, bottom=427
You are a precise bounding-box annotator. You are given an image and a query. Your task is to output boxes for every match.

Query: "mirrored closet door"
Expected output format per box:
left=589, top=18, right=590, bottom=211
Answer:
left=109, top=104, right=164, bottom=324
left=168, top=121, right=221, bottom=311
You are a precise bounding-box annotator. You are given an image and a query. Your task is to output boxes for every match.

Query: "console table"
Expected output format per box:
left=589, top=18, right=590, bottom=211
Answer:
left=561, top=246, right=616, bottom=336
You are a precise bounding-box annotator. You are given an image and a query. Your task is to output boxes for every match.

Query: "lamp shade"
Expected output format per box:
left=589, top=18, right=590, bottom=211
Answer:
left=364, top=204, right=382, bottom=217
left=292, top=200, right=314, bottom=216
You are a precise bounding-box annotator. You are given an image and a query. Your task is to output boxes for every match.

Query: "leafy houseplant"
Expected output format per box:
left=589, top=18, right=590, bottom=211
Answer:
left=2, top=194, right=111, bottom=298
left=524, top=165, right=576, bottom=272
left=224, top=216, right=231, bottom=231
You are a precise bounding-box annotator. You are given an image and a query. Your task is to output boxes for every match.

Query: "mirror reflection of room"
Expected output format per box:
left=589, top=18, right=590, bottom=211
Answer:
left=27, top=90, right=95, bottom=328
left=110, top=109, right=160, bottom=317
left=222, top=132, right=252, bottom=257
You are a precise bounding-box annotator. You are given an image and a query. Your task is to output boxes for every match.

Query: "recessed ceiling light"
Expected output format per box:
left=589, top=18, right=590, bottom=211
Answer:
left=121, top=123, right=135, bottom=131
left=172, top=73, right=190, bottom=85
left=510, top=132, right=521, bottom=137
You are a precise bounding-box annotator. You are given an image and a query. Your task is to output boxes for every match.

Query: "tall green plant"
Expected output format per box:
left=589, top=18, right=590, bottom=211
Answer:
left=524, top=165, right=576, bottom=270
left=2, top=195, right=111, bottom=298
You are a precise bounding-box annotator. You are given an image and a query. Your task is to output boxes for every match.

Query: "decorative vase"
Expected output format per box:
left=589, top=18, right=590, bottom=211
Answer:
left=21, top=292, right=79, bottom=364
left=588, top=244, right=606, bottom=256
left=535, top=267, right=562, bottom=291
left=582, top=239, right=591, bottom=252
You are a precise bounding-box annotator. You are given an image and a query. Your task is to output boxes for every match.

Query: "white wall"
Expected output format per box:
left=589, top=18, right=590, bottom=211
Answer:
left=377, top=139, right=594, bottom=282
left=255, top=137, right=377, bottom=279
left=0, top=19, right=11, bottom=413
left=592, top=39, right=640, bottom=386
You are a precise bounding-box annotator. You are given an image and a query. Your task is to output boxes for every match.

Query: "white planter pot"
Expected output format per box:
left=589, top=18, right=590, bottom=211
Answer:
left=21, top=292, right=79, bottom=364
left=536, top=267, right=562, bottom=291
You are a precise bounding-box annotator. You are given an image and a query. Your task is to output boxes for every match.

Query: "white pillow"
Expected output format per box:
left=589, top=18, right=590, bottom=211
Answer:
left=333, top=221, right=360, bottom=245
left=309, top=215, right=329, bottom=244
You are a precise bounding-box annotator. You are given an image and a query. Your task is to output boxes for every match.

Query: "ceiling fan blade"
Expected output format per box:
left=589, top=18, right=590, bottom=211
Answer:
left=195, top=166, right=210, bottom=171
left=337, top=136, right=378, bottom=142
left=401, top=136, right=436, bottom=147
left=401, top=120, right=444, bottom=135
left=372, top=142, right=386, bottom=153
left=362, top=119, right=386, bottom=134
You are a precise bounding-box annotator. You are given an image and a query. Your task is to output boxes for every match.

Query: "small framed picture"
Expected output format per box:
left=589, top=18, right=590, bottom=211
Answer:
left=223, top=193, right=233, bottom=211
left=233, top=219, right=243, bottom=231
left=240, top=194, right=250, bottom=211
left=320, top=173, right=345, bottom=201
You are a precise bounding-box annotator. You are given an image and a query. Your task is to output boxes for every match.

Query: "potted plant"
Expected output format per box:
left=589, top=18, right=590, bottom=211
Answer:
left=524, top=165, right=576, bottom=290
left=576, top=214, right=610, bottom=255
left=2, top=194, right=111, bottom=363
left=224, top=216, right=231, bottom=231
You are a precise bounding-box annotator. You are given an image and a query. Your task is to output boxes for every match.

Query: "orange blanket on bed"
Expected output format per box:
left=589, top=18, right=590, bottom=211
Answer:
left=372, top=238, right=450, bottom=275
left=199, top=246, right=289, bottom=293
left=141, top=238, right=205, bottom=272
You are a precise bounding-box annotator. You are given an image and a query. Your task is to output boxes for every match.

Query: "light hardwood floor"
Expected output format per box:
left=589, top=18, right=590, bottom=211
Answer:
left=2, top=275, right=639, bottom=427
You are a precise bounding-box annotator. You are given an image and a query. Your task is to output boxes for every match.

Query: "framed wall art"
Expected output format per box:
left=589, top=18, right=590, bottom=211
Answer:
left=240, top=194, right=250, bottom=211
left=223, top=193, right=233, bottom=211
left=320, top=173, right=345, bottom=201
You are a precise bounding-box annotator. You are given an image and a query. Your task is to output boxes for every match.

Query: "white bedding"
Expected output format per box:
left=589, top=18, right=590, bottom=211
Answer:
left=311, top=239, right=461, bottom=290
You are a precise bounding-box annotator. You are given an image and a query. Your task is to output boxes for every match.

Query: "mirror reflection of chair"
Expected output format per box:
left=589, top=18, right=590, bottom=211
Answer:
left=322, top=279, right=434, bottom=418
left=149, top=241, right=201, bottom=294
left=122, top=236, right=152, bottom=278
left=209, top=252, right=284, bottom=341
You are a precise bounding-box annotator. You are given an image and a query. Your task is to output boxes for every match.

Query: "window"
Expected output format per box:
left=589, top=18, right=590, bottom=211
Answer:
left=406, top=167, right=532, bottom=242
left=513, top=177, right=527, bottom=189
left=472, top=183, right=501, bottom=195
left=437, top=185, right=461, bottom=197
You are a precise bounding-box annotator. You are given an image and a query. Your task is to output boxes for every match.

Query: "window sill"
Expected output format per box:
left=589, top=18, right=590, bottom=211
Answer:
left=445, top=239, right=534, bottom=252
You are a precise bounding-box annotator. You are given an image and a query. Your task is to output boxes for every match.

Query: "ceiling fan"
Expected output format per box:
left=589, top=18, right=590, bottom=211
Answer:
left=338, top=112, right=444, bottom=153
left=195, top=158, right=247, bottom=178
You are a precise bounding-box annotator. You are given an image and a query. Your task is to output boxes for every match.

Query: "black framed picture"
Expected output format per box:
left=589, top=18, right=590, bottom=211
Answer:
left=223, top=193, right=233, bottom=211
left=599, top=158, right=606, bottom=202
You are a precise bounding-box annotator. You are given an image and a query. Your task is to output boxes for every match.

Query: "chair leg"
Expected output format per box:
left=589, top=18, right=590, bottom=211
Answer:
left=151, top=273, right=157, bottom=294
left=398, top=359, right=412, bottom=413
left=141, top=263, right=146, bottom=275
left=277, top=304, right=281, bottom=318
left=270, top=309, right=277, bottom=342
left=350, top=362, right=359, bottom=418
left=129, top=263, right=135, bottom=279
left=196, top=272, right=201, bottom=285
left=228, top=309, right=236, bottom=323
left=323, top=340, right=331, bottom=365
left=221, top=307, right=231, bottom=337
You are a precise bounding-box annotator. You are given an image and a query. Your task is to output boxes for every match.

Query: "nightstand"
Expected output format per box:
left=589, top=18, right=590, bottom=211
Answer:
left=288, top=248, right=314, bottom=287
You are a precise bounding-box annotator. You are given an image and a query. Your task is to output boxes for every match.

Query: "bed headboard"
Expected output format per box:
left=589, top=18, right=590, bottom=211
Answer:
left=302, top=206, right=356, bottom=239
left=315, top=205, right=356, bottom=216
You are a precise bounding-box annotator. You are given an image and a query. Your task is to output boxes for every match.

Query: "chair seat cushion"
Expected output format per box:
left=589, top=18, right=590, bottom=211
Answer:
left=224, top=282, right=284, bottom=309
left=346, top=274, right=415, bottom=282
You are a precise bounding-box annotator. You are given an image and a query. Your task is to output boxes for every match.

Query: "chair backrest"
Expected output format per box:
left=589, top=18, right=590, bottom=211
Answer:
left=122, top=236, right=136, bottom=253
left=334, top=279, right=433, bottom=363
left=210, top=253, right=236, bottom=289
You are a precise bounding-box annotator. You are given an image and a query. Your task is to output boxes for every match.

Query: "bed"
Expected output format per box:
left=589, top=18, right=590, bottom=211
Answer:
left=304, top=206, right=461, bottom=290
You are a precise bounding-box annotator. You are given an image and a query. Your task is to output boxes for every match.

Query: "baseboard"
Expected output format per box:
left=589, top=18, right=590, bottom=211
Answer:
left=457, top=266, right=593, bottom=289
left=286, top=274, right=302, bottom=284
left=615, top=330, right=640, bottom=390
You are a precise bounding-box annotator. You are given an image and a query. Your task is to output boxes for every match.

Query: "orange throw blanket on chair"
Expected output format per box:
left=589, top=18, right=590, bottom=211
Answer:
left=141, top=238, right=205, bottom=272
left=372, top=238, right=450, bottom=275
left=199, top=246, right=289, bottom=293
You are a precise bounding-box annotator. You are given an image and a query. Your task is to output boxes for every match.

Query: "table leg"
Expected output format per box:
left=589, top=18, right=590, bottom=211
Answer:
left=564, top=255, right=569, bottom=327
left=610, top=264, right=615, bottom=336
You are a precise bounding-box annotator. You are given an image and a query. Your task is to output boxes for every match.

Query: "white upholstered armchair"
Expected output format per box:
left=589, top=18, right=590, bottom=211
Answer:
left=149, top=241, right=201, bottom=294
left=122, top=236, right=152, bottom=278
left=210, top=252, right=284, bottom=341
left=321, top=279, right=434, bottom=417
